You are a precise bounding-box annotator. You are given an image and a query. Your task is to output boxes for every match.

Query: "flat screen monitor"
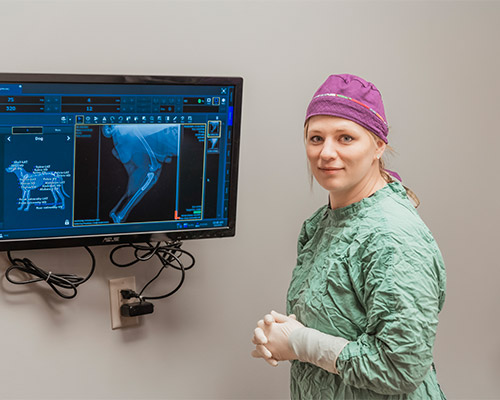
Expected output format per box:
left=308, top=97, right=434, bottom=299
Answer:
left=0, top=73, right=243, bottom=250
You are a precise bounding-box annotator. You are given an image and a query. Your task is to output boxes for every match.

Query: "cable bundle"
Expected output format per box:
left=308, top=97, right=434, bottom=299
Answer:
left=5, top=247, right=96, bottom=299
left=109, top=241, right=195, bottom=301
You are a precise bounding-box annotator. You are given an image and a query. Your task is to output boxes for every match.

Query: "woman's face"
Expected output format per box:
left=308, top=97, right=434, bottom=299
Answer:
left=306, top=115, right=385, bottom=199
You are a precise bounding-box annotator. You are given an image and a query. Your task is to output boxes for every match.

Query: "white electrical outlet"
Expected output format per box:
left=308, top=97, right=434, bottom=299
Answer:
left=109, top=276, right=139, bottom=330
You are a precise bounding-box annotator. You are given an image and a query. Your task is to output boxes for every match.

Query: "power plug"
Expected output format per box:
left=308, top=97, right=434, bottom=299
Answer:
left=120, top=301, right=154, bottom=317
left=109, top=277, right=139, bottom=329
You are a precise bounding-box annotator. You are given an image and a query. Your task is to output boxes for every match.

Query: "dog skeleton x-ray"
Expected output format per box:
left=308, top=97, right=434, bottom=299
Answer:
left=102, top=124, right=180, bottom=223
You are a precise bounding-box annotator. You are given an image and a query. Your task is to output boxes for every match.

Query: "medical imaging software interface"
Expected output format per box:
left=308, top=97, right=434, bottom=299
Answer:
left=0, top=80, right=237, bottom=241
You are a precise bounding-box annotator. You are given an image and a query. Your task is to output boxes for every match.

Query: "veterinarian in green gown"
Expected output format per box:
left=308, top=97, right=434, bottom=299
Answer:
left=251, top=74, right=446, bottom=399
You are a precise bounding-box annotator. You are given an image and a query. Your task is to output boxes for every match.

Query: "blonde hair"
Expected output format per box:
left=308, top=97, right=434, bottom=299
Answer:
left=304, top=120, right=421, bottom=208
left=378, top=153, right=420, bottom=208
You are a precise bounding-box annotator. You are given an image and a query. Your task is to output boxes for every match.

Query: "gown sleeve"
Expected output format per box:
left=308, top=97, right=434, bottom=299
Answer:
left=335, top=233, right=446, bottom=395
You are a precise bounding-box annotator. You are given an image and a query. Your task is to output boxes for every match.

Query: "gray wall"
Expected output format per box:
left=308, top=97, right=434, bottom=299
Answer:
left=0, top=1, right=499, bottom=398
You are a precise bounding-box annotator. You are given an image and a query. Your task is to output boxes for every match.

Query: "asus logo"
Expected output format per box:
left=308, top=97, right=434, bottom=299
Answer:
left=103, top=236, right=120, bottom=243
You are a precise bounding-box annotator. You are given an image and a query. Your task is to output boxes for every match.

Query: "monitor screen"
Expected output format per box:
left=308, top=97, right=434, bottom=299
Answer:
left=0, top=73, right=243, bottom=250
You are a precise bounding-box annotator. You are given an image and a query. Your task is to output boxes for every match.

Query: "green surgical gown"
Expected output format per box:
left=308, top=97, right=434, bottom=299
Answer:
left=287, top=181, right=446, bottom=399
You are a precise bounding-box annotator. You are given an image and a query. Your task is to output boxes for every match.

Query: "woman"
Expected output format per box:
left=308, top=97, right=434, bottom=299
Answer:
left=251, top=74, right=446, bottom=399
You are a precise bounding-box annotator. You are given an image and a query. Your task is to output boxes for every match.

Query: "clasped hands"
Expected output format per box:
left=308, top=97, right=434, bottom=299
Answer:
left=251, top=310, right=305, bottom=366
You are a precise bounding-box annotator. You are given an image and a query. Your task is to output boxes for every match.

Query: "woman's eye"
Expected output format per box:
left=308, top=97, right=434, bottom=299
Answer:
left=309, top=135, right=323, bottom=143
left=340, top=135, right=353, bottom=143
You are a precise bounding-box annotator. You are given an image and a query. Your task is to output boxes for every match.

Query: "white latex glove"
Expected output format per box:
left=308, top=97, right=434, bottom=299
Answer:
left=251, top=313, right=278, bottom=366
left=289, top=327, right=349, bottom=375
left=251, top=311, right=305, bottom=365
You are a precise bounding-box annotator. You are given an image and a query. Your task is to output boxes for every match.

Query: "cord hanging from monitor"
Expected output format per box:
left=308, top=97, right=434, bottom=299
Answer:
left=109, top=240, right=195, bottom=301
left=4, top=246, right=96, bottom=299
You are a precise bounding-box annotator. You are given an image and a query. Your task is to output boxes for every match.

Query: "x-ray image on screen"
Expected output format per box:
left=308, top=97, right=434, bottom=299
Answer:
left=73, top=123, right=206, bottom=226
left=73, top=124, right=180, bottom=225
left=101, top=124, right=180, bottom=223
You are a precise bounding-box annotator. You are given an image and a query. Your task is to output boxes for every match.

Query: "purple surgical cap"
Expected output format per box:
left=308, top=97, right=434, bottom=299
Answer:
left=305, top=74, right=389, bottom=144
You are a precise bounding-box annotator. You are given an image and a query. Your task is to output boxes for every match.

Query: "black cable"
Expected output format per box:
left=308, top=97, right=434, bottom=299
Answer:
left=138, top=246, right=185, bottom=300
left=4, top=246, right=96, bottom=300
left=109, top=241, right=195, bottom=301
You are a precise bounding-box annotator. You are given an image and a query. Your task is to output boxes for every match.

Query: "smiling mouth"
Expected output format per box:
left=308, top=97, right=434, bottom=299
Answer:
left=319, top=167, right=343, bottom=171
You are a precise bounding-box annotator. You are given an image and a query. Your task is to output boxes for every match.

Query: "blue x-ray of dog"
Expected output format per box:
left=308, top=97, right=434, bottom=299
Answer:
left=6, top=161, right=70, bottom=211
left=102, top=124, right=180, bottom=223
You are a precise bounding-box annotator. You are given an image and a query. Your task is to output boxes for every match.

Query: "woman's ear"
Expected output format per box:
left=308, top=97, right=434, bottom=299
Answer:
left=375, top=139, right=386, bottom=160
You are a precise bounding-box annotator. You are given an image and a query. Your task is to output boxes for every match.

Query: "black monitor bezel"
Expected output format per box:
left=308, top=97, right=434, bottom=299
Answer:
left=0, top=72, right=243, bottom=250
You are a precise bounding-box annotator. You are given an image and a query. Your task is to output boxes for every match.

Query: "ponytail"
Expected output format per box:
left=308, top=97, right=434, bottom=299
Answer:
left=379, top=157, right=420, bottom=208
